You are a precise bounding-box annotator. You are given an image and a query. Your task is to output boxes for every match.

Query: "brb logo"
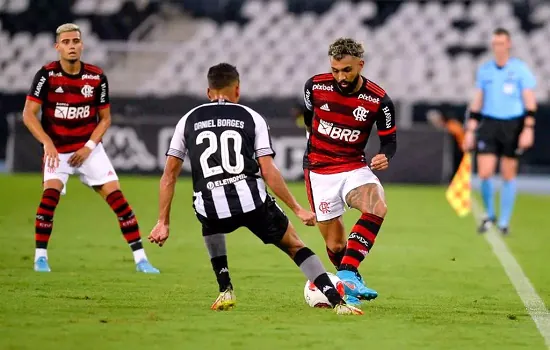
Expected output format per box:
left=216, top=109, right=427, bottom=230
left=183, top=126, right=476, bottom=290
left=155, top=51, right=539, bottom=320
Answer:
left=54, top=103, right=90, bottom=119
left=312, top=84, right=333, bottom=91
left=317, top=119, right=360, bottom=142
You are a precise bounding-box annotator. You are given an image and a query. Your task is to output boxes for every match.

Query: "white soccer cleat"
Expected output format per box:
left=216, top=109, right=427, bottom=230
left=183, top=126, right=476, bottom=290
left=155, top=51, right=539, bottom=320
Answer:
left=211, top=288, right=236, bottom=311
left=334, top=303, right=364, bottom=315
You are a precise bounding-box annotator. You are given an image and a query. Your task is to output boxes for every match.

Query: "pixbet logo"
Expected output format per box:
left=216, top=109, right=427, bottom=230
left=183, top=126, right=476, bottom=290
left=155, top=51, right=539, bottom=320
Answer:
left=358, top=94, right=380, bottom=104
left=313, top=84, right=333, bottom=91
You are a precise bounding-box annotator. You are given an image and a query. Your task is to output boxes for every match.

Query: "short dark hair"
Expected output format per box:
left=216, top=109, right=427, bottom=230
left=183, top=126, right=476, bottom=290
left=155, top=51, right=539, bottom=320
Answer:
left=328, top=38, right=364, bottom=60
left=493, top=27, right=510, bottom=38
left=207, top=63, right=239, bottom=89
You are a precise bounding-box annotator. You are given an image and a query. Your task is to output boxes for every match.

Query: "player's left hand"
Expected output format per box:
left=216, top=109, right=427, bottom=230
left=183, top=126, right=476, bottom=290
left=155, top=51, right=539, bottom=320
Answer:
left=370, top=154, right=389, bottom=171
left=68, top=147, right=92, bottom=167
left=148, top=222, right=170, bottom=247
left=518, top=127, right=534, bottom=150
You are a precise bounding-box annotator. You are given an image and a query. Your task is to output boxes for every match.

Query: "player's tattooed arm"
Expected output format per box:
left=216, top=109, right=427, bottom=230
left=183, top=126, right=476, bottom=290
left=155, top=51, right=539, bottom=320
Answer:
left=345, top=183, right=387, bottom=218
left=371, top=94, right=397, bottom=170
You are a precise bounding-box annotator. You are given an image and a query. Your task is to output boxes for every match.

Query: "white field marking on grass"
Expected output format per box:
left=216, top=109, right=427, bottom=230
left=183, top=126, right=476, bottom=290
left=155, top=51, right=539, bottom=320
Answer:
left=472, top=198, right=550, bottom=349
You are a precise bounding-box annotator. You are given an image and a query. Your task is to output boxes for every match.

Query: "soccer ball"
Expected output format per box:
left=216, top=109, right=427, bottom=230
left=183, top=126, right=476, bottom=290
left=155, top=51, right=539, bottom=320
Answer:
left=304, top=272, right=345, bottom=308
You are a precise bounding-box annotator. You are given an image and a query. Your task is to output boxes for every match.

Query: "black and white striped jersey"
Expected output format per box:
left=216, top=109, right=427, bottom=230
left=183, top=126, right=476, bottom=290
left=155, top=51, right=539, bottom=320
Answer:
left=166, top=101, right=275, bottom=219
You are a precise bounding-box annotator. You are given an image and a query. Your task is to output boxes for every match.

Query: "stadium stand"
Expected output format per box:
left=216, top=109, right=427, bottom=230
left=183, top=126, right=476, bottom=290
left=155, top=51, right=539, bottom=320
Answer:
left=0, top=0, right=549, bottom=103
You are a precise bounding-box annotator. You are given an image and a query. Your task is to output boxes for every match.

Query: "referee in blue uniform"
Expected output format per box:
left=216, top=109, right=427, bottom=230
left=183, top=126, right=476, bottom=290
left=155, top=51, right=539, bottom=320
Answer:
left=463, top=28, right=537, bottom=235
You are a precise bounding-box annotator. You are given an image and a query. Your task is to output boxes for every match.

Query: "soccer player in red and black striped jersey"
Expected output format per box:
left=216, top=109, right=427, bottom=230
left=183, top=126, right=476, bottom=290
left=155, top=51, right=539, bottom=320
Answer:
left=302, top=38, right=397, bottom=305
left=22, top=23, right=159, bottom=273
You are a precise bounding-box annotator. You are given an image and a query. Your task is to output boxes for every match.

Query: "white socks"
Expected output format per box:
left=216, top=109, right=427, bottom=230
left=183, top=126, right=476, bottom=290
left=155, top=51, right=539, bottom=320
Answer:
left=133, top=249, right=147, bottom=263
left=35, top=248, right=48, bottom=262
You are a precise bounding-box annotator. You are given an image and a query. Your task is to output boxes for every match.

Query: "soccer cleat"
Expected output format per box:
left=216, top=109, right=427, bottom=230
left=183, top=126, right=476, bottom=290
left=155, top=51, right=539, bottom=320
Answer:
left=478, top=216, right=496, bottom=234
left=211, top=288, right=236, bottom=311
left=337, top=270, right=378, bottom=301
left=34, top=257, right=51, bottom=272
left=334, top=303, right=364, bottom=315
left=344, top=295, right=361, bottom=307
left=499, top=226, right=510, bottom=236
left=135, top=259, right=160, bottom=274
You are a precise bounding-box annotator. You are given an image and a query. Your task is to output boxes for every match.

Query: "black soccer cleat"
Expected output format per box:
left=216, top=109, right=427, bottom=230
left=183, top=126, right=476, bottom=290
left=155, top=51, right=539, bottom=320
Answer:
left=498, top=226, right=510, bottom=236
left=477, top=216, right=496, bottom=234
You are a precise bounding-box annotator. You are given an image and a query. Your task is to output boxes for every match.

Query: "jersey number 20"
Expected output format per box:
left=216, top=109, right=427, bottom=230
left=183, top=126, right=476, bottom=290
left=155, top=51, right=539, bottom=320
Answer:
left=196, top=130, right=244, bottom=178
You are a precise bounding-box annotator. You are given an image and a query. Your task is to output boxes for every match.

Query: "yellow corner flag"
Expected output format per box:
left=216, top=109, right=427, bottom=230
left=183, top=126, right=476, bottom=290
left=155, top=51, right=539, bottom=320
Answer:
left=446, top=153, right=472, bottom=217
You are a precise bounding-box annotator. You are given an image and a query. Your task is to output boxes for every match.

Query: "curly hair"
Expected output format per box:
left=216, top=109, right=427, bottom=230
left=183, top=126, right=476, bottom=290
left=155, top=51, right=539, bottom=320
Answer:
left=207, top=63, right=240, bottom=89
left=328, top=38, right=364, bottom=60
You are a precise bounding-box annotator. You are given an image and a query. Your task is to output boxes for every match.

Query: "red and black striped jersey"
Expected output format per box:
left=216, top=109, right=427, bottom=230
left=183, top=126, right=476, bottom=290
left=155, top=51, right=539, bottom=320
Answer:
left=26, top=61, right=110, bottom=153
left=303, top=73, right=397, bottom=174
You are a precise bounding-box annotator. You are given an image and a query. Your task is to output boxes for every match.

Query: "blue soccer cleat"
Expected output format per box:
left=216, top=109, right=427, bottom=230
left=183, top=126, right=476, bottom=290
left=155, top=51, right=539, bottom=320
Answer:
left=344, top=294, right=362, bottom=307
left=34, top=257, right=51, bottom=272
left=337, top=270, right=378, bottom=301
left=136, top=259, right=160, bottom=274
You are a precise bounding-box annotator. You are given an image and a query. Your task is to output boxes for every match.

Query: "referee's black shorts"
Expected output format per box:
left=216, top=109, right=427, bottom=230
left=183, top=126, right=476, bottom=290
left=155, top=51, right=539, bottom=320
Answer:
left=196, top=195, right=289, bottom=244
left=476, top=116, right=525, bottom=158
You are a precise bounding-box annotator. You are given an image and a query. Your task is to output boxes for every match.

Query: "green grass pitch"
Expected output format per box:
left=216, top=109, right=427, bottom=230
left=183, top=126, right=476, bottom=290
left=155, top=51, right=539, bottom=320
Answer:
left=0, top=174, right=548, bottom=349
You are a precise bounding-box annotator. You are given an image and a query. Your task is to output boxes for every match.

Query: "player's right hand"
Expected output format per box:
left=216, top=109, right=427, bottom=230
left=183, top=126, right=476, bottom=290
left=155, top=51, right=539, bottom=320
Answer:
left=295, top=208, right=316, bottom=226
left=43, top=142, right=60, bottom=169
left=148, top=222, right=170, bottom=247
left=462, top=130, right=475, bottom=152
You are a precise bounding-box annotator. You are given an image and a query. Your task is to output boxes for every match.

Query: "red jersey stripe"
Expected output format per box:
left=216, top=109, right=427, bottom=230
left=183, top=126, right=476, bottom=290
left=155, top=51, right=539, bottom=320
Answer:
left=26, top=95, right=43, bottom=104
left=378, top=126, right=396, bottom=136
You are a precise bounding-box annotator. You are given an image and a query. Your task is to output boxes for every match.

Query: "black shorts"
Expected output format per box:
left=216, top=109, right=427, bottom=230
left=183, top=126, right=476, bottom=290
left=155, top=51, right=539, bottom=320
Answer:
left=476, top=117, right=524, bottom=158
left=196, top=195, right=289, bottom=244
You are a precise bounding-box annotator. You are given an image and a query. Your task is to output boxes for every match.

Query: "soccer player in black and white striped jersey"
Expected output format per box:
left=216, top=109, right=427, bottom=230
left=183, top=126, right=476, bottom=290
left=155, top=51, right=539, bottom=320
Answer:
left=148, top=63, right=362, bottom=315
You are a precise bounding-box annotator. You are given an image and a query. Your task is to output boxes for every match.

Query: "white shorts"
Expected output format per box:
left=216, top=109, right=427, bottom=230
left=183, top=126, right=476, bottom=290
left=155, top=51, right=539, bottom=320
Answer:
left=305, top=166, right=381, bottom=221
left=43, top=143, right=118, bottom=195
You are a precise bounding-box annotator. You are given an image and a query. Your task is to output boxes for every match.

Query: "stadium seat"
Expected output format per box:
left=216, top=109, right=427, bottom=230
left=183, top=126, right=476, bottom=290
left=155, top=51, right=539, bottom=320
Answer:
left=1, top=0, right=550, bottom=102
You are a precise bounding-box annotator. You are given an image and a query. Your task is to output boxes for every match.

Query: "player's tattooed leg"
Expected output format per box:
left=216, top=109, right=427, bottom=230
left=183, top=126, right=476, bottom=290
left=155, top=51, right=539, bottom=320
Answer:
left=339, top=184, right=386, bottom=275
left=345, top=183, right=387, bottom=218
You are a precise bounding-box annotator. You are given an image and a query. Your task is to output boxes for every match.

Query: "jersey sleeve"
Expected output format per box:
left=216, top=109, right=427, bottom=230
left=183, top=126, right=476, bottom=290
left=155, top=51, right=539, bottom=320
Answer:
left=375, top=94, right=397, bottom=160
left=26, top=67, right=49, bottom=104
left=96, top=74, right=110, bottom=109
left=518, top=63, right=536, bottom=90
left=475, top=66, right=485, bottom=90
left=303, top=77, right=314, bottom=127
left=166, top=115, right=189, bottom=160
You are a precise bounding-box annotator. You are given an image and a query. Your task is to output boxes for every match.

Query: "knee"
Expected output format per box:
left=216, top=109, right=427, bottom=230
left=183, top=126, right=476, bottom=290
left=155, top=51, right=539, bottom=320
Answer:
left=326, top=240, right=346, bottom=253
left=361, top=201, right=387, bottom=218
left=501, top=170, right=516, bottom=181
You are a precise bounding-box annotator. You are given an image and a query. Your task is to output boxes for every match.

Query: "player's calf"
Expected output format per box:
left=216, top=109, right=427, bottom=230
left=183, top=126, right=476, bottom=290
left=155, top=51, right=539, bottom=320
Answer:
left=276, top=226, right=351, bottom=309
left=34, top=187, right=61, bottom=271
left=104, top=189, right=159, bottom=273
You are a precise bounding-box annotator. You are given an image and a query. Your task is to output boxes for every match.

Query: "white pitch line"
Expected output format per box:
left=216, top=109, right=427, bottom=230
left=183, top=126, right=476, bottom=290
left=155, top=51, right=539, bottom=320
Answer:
left=471, top=199, right=550, bottom=349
